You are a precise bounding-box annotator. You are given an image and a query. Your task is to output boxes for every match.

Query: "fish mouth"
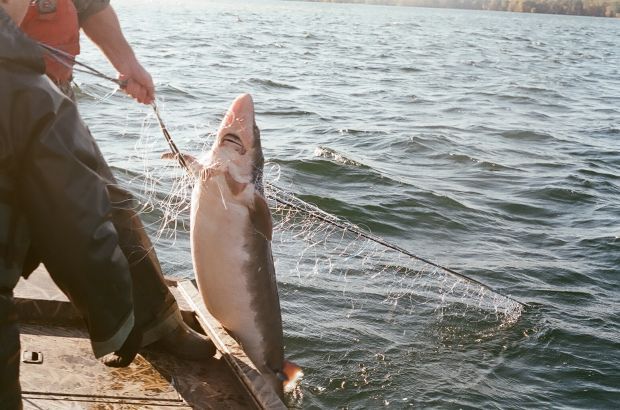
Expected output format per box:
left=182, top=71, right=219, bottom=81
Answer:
left=221, top=133, right=246, bottom=154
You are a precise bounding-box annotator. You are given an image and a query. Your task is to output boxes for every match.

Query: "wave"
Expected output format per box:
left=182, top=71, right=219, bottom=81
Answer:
left=490, top=200, right=556, bottom=222
left=592, top=126, right=620, bottom=135
left=577, top=168, right=620, bottom=181
left=208, top=62, right=236, bottom=69
left=512, top=86, right=571, bottom=102
left=496, top=94, right=542, bottom=105
left=288, top=193, right=388, bottom=232
left=399, top=136, right=433, bottom=153
left=158, top=83, right=199, bottom=99
left=302, top=32, right=320, bottom=40
left=337, top=128, right=389, bottom=137
left=73, top=83, right=126, bottom=102
left=244, top=78, right=299, bottom=90
left=536, top=323, right=618, bottom=352
left=499, top=130, right=556, bottom=142
left=405, top=94, right=430, bottom=104
left=399, top=66, right=424, bottom=73
left=259, top=109, right=318, bottom=117
left=272, top=154, right=406, bottom=193
left=314, top=146, right=365, bottom=167
left=438, top=152, right=516, bottom=172
left=522, top=186, right=596, bottom=204
left=578, top=235, right=619, bottom=252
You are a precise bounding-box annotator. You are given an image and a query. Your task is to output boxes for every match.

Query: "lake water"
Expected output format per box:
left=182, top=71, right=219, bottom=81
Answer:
left=75, top=0, right=619, bottom=408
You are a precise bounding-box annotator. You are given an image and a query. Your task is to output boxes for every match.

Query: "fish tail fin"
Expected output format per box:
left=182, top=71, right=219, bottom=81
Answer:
left=280, top=360, right=303, bottom=392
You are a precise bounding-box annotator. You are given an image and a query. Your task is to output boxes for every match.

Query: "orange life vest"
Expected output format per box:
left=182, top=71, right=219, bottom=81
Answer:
left=20, top=0, right=80, bottom=84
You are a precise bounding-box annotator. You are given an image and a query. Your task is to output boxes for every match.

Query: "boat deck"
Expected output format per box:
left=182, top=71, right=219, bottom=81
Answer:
left=14, top=266, right=286, bottom=409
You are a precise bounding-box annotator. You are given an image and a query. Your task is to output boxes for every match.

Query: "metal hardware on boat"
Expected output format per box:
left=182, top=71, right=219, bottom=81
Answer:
left=22, top=351, right=43, bottom=364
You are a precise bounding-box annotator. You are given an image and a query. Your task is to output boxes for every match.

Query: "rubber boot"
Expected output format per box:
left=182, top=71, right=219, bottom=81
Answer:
left=151, top=314, right=216, bottom=360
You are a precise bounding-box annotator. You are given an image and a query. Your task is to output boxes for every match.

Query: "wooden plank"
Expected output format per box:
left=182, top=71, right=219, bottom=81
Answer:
left=20, top=323, right=188, bottom=406
left=14, top=266, right=255, bottom=409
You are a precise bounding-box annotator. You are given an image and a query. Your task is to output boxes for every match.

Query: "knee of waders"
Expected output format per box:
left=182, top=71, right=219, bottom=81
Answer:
left=0, top=174, right=30, bottom=286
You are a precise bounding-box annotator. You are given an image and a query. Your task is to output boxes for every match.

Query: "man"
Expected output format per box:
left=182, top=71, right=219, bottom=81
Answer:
left=20, top=0, right=212, bottom=364
left=21, top=0, right=154, bottom=103
left=0, top=1, right=212, bottom=407
left=20, top=0, right=214, bottom=366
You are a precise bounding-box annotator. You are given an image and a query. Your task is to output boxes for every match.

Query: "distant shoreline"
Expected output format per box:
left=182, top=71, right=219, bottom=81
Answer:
left=293, top=0, right=620, bottom=18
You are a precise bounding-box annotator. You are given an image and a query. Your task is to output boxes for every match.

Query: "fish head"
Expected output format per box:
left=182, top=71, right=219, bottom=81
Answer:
left=213, top=93, right=264, bottom=187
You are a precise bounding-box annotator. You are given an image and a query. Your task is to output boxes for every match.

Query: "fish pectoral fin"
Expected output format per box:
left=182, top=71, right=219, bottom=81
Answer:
left=161, top=152, right=203, bottom=177
left=161, top=152, right=197, bottom=164
left=250, top=193, right=273, bottom=241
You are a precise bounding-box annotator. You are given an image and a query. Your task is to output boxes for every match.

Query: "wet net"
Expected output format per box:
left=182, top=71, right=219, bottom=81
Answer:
left=122, top=109, right=527, bottom=407
left=266, top=182, right=523, bottom=315
left=71, top=52, right=526, bottom=407
left=129, top=117, right=524, bottom=326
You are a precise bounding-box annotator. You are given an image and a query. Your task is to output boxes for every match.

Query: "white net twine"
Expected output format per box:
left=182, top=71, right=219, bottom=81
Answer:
left=125, top=118, right=525, bottom=405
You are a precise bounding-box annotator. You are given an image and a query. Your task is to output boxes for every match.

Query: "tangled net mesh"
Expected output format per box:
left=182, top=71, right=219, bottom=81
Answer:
left=126, top=115, right=525, bottom=403
left=78, top=77, right=527, bottom=405
left=264, top=179, right=523, bottom=322
left=129, top=118, right=523, bottom=325
left=259, top=170, right=525, bottom=404
left=90, top=92, right=524, bottom=329
left=129, top=110, right=524, bottom=318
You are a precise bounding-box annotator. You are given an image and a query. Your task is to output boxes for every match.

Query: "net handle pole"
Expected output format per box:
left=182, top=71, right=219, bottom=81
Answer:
left=150, top=103, right=190, bottom=172
left=38, top=42, right=127, bottom=87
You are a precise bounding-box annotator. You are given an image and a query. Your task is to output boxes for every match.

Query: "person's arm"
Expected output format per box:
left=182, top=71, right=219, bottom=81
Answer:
left=80, top=4, right=155, bottom=104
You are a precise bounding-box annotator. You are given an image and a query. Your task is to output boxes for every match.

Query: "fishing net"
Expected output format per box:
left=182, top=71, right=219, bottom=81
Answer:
left=50, top=37, right=525, bottom=326
left=265, top=181, right=523, bottom=320
left=69, top=46, right=526, bottom=407
left=127, top=110, right=524, bottom=323
left=262, top=177, right=525, bottom=406
left=122, top=108, right=525, bottom=407
left=130, top=121, right=523, bottom=323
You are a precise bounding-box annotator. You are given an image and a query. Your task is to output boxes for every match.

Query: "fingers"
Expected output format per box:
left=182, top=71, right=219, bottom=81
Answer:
left=135, top=67, right=155, bottom=101
left=118, top=63, right=155, bottom=105
left=124, top=78, right=150, bottom=104
left=121, top=77, right=152, bottom=105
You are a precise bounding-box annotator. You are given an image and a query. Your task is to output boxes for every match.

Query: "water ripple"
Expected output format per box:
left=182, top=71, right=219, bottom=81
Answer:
left=242, top=77, right=300, bottom=90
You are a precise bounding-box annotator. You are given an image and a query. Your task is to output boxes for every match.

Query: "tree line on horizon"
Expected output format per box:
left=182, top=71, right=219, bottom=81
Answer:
left=301, top=0, right=620, bottom=17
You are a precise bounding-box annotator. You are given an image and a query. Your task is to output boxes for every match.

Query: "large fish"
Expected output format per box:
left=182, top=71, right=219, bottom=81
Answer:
left=165, top=94, right=300, bottom=396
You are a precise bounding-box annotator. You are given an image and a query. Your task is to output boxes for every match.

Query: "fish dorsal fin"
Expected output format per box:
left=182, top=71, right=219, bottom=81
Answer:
left=251, top=193, right=272, bottom=241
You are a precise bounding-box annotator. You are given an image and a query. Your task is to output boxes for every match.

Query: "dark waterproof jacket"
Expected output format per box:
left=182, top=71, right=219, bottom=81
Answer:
left=0, top=9, right=134, bottom=349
